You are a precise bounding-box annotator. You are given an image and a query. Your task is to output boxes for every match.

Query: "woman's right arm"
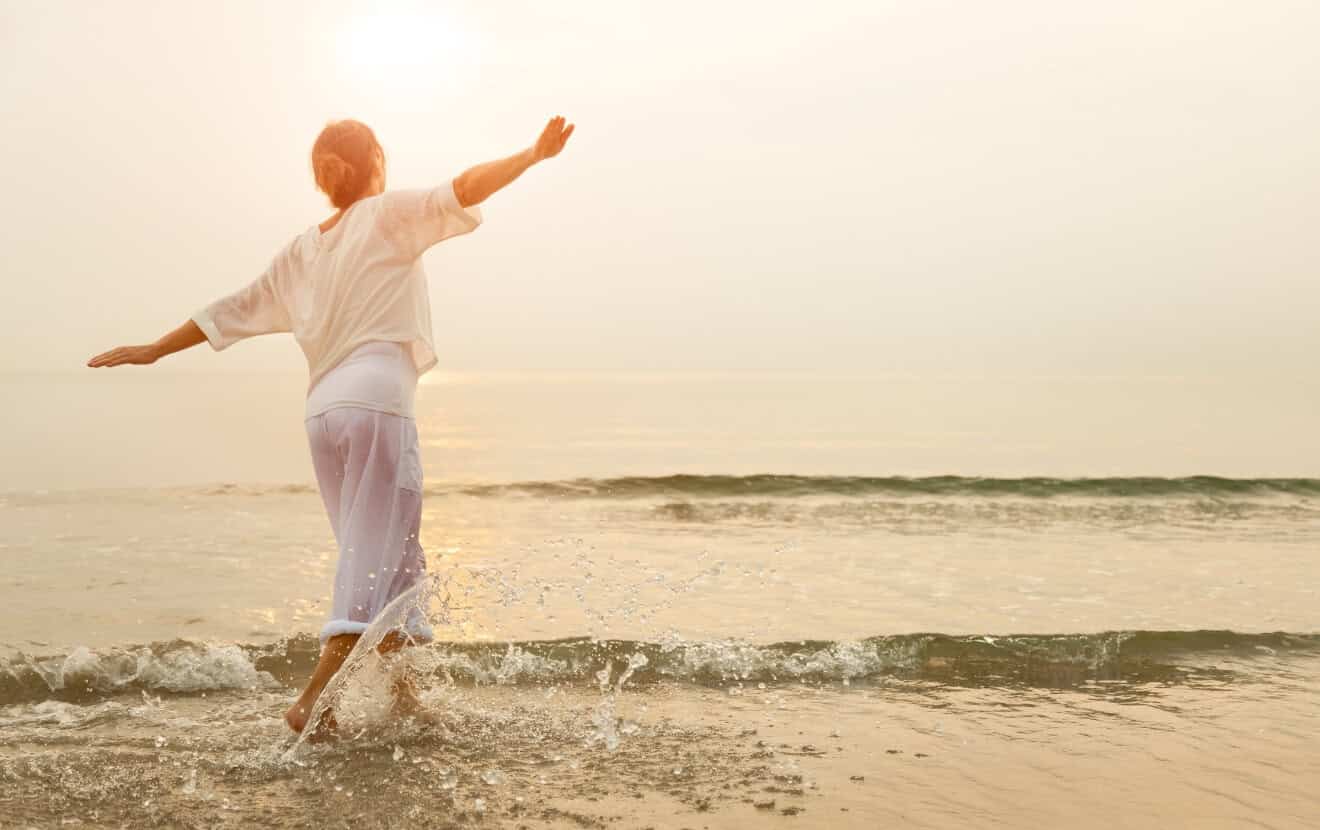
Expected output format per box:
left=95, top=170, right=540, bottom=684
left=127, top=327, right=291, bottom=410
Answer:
left=87, top=319, right=206, bottom=367
left=88, top=252, right=291, bottom=368
left=453, top=115, right=574, bottom=207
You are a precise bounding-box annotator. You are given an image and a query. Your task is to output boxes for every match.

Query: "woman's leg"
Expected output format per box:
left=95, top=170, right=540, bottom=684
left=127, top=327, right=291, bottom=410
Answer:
left=287, top=409, right=432, bottom=735
left=377, top=630, right=428, bottom=718
left=285, top=633, right=358, bottom=734
left=284, top=631, right=421, bottom=735
left=287, top=413, right=353, bottom=734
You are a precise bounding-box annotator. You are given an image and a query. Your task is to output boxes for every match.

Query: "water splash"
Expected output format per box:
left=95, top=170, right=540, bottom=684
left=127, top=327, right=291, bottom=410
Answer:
left=587, top=651, right=650, bottom=751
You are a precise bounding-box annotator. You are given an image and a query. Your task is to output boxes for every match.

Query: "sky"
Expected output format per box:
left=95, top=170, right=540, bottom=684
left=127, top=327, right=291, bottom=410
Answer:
left=2, top=0, right=1318, bottom=377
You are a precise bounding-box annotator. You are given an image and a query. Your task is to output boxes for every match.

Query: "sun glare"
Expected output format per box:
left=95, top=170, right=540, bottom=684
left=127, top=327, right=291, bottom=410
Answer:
left=336, top=6, right=475, bottom=89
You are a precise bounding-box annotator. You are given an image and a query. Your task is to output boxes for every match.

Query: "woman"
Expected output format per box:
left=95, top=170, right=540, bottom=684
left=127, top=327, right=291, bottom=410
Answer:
left=87, top=114, right=575, bottom=735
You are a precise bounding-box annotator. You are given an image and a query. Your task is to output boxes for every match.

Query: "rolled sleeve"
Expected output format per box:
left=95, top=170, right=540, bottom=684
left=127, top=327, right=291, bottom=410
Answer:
left=438, top=177, right=483, bottom=228
left=190, top=307, right=226, bottom=351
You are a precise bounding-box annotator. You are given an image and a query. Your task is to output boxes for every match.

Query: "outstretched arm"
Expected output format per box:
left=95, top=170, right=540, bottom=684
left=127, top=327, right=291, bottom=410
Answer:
left=87, top=319, right=207, bottom=368
left=89, top=252, right=291, bottom=369
left=453, top=115, right=574, bottom=207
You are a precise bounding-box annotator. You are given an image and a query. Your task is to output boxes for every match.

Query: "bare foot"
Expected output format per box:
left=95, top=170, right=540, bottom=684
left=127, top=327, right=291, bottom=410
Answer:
left=285, top=686, right=328, bottom=734
left=389, top=675, right=447, bottom=729
left=285, top=700, right=310, bottom=733
left=390, top=679, right=422, bottom=716
left=393, top=696, right=445, bottom=727
left=286, top=695, right=339, bottom=738
left=305, top=708, right=340, bottom=743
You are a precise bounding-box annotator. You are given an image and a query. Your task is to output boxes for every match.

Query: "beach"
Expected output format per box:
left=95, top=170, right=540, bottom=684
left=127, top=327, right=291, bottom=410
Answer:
left=1, top=371, right=1317, bottom=827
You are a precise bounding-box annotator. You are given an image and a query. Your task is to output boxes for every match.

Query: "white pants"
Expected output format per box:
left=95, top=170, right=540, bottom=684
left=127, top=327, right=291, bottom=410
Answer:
left=305, top=406, right=433, bottom=645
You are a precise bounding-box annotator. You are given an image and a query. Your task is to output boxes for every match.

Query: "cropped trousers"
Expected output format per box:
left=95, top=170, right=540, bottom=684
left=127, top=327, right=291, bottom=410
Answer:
left=304, top=406, right=433, bottom=645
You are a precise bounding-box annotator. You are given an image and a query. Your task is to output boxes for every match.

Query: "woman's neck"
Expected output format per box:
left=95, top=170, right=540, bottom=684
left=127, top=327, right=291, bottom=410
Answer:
left=319, top=211, right=345, bottom=234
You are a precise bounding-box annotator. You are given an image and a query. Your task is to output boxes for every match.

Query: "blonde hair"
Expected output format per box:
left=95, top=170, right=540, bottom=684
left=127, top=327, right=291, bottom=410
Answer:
left=311, top=119, right=384, bottom=210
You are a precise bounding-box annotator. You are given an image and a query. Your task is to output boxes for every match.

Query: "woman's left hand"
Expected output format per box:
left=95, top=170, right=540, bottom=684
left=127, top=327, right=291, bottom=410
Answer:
left=87, top=344, right=160, bottom=367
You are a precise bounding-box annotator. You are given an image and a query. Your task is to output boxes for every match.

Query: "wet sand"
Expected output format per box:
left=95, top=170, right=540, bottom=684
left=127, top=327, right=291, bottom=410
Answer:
left=4, top=660, right=1317, bottom=829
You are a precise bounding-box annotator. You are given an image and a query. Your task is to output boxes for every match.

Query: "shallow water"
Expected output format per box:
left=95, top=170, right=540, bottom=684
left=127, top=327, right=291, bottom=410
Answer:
left=2, top=372, right=1318, bottom=827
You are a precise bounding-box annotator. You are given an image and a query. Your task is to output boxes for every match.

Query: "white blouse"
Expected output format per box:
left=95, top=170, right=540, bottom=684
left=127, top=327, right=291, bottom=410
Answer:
left=190, top=177, right=483, bottom=396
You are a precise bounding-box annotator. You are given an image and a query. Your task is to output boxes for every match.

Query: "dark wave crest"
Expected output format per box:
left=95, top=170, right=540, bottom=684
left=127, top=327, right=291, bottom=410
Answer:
left=188, top=475, right=1320, bottom=501
left=446, top=475, right=1320, bottom=500
left=647, top=497, right=1320, bottom=525
left=3, top=630, right=1315, bottom=705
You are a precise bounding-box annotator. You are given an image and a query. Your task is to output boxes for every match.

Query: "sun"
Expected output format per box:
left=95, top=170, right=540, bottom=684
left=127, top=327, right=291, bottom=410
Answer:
left=336, top=4, right=476, bottom=87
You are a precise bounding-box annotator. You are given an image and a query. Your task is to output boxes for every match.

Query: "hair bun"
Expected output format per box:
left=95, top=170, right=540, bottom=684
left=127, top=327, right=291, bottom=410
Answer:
left=313, top=154, right=355, bottom=195
left=311, top=119, right=383, bottom=209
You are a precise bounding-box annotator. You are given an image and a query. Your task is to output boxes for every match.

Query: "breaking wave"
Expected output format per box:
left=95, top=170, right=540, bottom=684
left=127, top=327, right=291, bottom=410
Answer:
left=443, top=475, right=1320, bottom=500
left=3, top=630, right=1315, bottom=706
left=185, top=475, right=1320, bottom=501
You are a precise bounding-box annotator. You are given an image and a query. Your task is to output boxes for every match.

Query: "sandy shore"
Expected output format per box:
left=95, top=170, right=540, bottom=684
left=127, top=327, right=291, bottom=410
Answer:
left=4, top=668, right=1317, bottom=829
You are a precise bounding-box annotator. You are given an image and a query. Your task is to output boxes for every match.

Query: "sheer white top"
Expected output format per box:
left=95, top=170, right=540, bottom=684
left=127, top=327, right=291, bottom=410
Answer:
left=189, top=177, right=482, bottom=396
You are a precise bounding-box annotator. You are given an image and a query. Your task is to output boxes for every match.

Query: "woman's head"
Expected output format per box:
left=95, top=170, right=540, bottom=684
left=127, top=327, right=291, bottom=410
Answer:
left=311, top=119, right=385, bottom=210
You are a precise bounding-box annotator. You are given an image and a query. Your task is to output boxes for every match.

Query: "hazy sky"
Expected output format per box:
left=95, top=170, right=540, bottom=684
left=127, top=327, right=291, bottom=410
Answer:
left=3, top=0, right=1317, bottom=376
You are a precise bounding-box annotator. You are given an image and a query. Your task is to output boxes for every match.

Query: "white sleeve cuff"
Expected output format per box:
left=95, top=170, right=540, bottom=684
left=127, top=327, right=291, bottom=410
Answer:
left=440, top=177, right=483, bottom=226
left=190, top=309, right=225, bottom=351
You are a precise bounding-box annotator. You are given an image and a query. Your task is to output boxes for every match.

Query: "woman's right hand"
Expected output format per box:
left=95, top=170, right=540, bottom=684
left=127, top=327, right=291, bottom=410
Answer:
left=532, top=115, right=574, bottom=162
left=87, top=344, right=161, bottom=368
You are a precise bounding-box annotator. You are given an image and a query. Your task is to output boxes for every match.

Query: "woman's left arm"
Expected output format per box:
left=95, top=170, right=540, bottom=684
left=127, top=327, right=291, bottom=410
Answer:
left=87, top=319, right=207, bottom=368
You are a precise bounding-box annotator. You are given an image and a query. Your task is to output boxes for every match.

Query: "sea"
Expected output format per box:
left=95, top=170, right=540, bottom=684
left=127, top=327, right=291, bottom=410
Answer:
left=1, top=370, right=1317, bottom=828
